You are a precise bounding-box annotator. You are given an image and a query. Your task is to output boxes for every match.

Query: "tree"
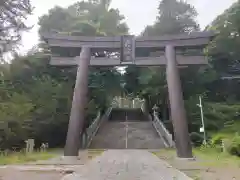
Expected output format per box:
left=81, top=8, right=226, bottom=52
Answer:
left=208, top=1, right=240, bottom=73
left=38, top=0, right=128, bottom=115
left=0, top=0, right=33, bottom=53
left=0, top=0, right=127, bottom=149
left=124, top=0, right=205, bottom=147
left=142, top=0, right=199, bottom=36
left=124, top=0, right=240, bottom=148
left=39, top=0, right=128, bottom=36
left=125, top=0, right=200, bottom=106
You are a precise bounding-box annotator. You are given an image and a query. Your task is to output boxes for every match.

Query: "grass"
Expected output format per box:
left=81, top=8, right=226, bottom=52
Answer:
left=153, top=148, right=240, bottom=180
left=193, top=147, right=240, bottom=167
left=153, top=147, right=240, bottom=167
left=0, top=149, right=105, bottom=165
left=0, top=151, right=57, bottom=165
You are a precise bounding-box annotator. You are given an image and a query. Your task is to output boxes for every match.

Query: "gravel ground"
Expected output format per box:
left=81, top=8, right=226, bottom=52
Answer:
left=0, top=150, right=192, bottom=180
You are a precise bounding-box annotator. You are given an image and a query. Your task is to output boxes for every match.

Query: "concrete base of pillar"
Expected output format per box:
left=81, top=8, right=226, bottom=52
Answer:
left=61, top=173, right=86, bottom=180
left=60, top=151, right=88, bottom=164
left=60, top=156, right=81, bottom=161
left=176, top=157, right=196, bottom=161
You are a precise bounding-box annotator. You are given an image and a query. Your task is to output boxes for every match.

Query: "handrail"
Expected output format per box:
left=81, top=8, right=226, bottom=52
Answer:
left=88, top=111, right=101, bottom=132
left=83, top=107, right=112, bottom=148
left=81, top=112, right=100, bottom=149
left=152, top=112, right=175, bottom=148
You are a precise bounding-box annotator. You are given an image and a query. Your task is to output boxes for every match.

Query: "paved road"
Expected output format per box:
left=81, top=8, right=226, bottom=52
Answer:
left=64, top=150, right=192, bottom=180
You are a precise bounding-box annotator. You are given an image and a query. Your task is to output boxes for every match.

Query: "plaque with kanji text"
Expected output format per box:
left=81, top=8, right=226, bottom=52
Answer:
left=121, top=35, right=135, bottom=64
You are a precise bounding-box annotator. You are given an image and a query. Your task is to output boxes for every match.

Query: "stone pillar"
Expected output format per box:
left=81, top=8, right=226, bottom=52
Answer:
left=64, top=47, right=91, bottom=157
left=165, top=45, right=193, bottom=158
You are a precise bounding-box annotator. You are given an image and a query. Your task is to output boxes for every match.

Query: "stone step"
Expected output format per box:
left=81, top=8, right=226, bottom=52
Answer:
left=89, top=121, right=165, bottom=149
left=109, top=108, right=146, bottom=121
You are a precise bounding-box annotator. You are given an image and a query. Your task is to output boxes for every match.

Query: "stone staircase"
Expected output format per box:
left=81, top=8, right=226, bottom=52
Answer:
left=89, top=108, right=166, bottom=149
left=89, top=121, right=126, bottom=149
left=127, top=121, right=165, bottom=149
left=109, top=108, right=146, bottom=121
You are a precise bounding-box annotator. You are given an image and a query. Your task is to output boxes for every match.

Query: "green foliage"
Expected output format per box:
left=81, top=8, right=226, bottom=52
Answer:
left=227, top=134, right=240, bottom=157
left=0, top=0, right=126, bottom=150
left=0, top=150, right=56, bottom=165
left=205, top=103, right=240, bottom=124
left=0, top=93, right=34, bottom=149
left=1, top=0, right=240, bottom=155
left=211, top=133, right=230, bottom=146
left=123, top=1, right=240, bottom=149
left=142, top=0, right=199, bottom=36
left=210, top=121, right=240, bottom=157
left=206, top=1, right=240, bottom=102
left=208, top=1, right=240, bottom=69
left=126, top=0, right=200, bottom=97
left=125, top=0, right=202, bottom=121
left=39, top=0, right=128, bottom=35
left=0, top=53, right=121, bottom=149
left=38, top=6, right=74, bottom=33
left=210, top=133, right=240, bottom=157
left=190, top=132, right=204, bottom=147
left=0, top=0, right=33, bottom=53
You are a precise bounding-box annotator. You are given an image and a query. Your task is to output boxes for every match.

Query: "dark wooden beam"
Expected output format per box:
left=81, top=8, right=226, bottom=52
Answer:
left=50, top=56, right=207, bottom=66
left=45, top=37, right=211, bottom=49
left=221, top=75, right=240, bottom=80
left=135, top=56, right=207, bottom=66
left=41, top=31, right=215, bottom=49
left=41, top=32, right=121, bottom=41
left=47, top=39, right=121, bottom=48
left=136, top=38, right=210, bottom=48
left=42, top=31, right=214, bottom=42
left=50, top=56, right=121, bottom=66
left=138, top=31, right=215, bottom=41
left=64, top=46, right=91, bottom=157
left=165, top=45, right=193, bottom=158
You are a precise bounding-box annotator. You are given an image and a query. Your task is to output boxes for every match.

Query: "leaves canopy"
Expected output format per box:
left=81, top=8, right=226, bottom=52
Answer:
left=0, top=0, right=33, bottom=53
left=124, top=0, right=240, bottom=145
left=142, top=0, right=199, bottom=36
left=0, top=0, right=127, bottom=149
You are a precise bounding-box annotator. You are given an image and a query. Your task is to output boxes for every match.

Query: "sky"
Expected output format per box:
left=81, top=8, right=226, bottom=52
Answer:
left=20, top=0, right=237, bottom=53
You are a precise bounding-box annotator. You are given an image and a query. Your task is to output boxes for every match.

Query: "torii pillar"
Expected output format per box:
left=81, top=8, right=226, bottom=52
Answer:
left=64, top=47, right=91, bottom=157
left=166, top=45, right=193, bottom=158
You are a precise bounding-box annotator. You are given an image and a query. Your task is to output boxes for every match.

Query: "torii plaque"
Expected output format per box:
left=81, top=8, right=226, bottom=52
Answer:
left=41, top=31, right=215, bottom=158
left=121, top=35, right=135, bottom=64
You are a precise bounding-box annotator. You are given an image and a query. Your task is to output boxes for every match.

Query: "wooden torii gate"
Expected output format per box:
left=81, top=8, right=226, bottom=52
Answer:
left=41, top=31, right=215, bottom=158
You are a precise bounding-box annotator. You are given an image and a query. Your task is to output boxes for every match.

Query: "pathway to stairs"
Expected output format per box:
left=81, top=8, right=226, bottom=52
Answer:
left=0, top=150, right=192, bottom=180
left=64, top=150, right=192, bottom=180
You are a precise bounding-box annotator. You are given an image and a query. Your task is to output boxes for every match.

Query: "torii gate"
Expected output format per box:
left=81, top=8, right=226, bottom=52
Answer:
left=41, top=31, right=215, bottom=158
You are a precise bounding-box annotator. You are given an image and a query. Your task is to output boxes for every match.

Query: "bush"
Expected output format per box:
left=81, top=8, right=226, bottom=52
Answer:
left=190, top=132, right=204, bottom=147
left=211, top=133, right=240, bottom=157
left=211, top=133, right=231, bottom=145
left=199, top=143, right=219, bottom=152
left=227, top=134, right=240, bottom=157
